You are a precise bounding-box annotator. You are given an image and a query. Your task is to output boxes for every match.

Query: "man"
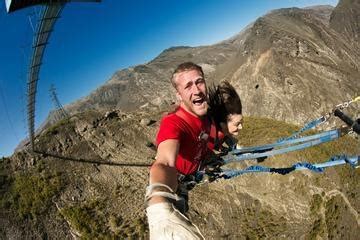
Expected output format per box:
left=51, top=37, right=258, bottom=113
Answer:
left=145, top=62, right=209, bottom=239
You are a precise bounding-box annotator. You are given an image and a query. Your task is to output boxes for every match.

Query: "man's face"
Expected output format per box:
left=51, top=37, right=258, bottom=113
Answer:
left=174, top=69, right=208, bottom=117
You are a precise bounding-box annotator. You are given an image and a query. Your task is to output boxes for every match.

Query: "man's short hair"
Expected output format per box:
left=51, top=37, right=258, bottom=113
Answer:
left=171, top=62, right=204, bottom=88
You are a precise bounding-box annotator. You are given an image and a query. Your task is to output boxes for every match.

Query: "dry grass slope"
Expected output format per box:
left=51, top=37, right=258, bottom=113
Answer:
left=1, top=110, right=359, bottom=239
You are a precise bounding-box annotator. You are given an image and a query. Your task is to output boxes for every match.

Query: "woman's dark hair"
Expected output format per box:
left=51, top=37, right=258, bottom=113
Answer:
left=208, top=81, right=242, bottom=127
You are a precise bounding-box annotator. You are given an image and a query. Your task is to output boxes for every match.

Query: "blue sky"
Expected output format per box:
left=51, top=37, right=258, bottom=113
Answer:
left=0, top=0, right=338, bottom=157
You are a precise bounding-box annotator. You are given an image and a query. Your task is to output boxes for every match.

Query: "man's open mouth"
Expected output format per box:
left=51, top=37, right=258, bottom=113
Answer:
left=192, top=98, right=205, bottom=106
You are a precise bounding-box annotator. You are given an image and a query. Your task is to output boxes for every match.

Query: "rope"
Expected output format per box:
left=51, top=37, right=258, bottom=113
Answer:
left=277, top=96, right=360, bottom=143
left=223, top=129, right=341, bottom=163
left=218, top=155, right=359, bottom=179
left=277, top=116, right=325, bottom=143
left=231, top=129, right=339, bottom=155
left=197, top=98, right=360, bottom=182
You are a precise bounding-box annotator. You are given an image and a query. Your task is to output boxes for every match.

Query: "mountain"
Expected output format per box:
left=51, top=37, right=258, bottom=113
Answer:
left=3, top=1, right=360, bottom=239
left=214, top=4, right=359, bottom=124
left=330, top=0, right=360, bottom=41
left=2, top=109, right=359, bottom=239
left=52, top=4, right=359, bottom=127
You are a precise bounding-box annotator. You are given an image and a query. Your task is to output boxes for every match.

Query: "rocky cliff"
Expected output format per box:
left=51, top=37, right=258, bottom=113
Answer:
left=2, top=108, right=359, bottom=239
left=55, top=4, right=360, bottom=127
left=3, top=0, right=360, bottom=239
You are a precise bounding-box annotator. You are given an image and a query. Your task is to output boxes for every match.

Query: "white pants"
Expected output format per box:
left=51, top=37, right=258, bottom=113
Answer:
left=146, top=202, right=204, bottom=240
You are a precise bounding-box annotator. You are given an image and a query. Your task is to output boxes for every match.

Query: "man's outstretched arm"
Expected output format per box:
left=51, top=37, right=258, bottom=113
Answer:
left=148, top=139, right=179, bottom=204
left=146, top=139, right=205, bottom=239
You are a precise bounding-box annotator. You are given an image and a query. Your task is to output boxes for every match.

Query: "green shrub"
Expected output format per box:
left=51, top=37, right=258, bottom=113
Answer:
left=307, top=218, right=325, bottom=240
left=310, top=194, right=323, bottom=215
left=41, top=117, right=73, bottom=139
left=60, top=200, right=110, bottom=239
left=18, top=175, right=60, bottom=218
left=60, top=199, right=148, bottom=239
left=5, top=171, right=63, bottom=219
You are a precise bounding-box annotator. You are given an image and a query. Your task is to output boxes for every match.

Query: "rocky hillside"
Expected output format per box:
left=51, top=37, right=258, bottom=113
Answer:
left=214, top=4, right=359, bottom=124
left=20, top=2, right=360, bottom=152
left=1, top=108, right=359, bottom=239
left=330, top=0, right=360, bottom=41
left=3, top=0, right=360, bottom=239
left=50, top=3, right=360, bottom=127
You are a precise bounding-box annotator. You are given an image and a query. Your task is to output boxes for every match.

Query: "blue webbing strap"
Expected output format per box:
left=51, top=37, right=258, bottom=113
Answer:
left=277, top=116, right=326, bottom=143
left=230, top=129, right=339, bottom=155
left=220, top=155, right=359, bottom=179
left=223, top=130, right=340, bottom=163
left=277, top=96, right=360, bottom=142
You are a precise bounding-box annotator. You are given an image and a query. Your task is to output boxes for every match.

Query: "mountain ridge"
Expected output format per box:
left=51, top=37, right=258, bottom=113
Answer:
left=43, top=4, right=358, bottom=129
left=4, top=1, right=360, bottom=238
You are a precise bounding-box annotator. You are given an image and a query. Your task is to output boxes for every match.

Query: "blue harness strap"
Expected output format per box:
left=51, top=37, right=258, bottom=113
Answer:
left=277, top=116, right=326, bottom=143
left=230, top=129, right=340, bottom=155
left=218, top=155, right=359, bottom=179
left=223, top=129, right=342, bottom=163
left=196, top=98, right=360, bottom=182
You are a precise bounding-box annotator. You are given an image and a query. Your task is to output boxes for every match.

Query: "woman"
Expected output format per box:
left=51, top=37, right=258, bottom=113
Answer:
left=207, top=80, right=243, bottom=152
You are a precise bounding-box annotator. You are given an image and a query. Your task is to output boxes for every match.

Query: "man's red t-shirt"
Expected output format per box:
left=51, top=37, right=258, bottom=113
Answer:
left=207, top=126, right=225, bottom=151
left=156, top=107, right=211, bottom=175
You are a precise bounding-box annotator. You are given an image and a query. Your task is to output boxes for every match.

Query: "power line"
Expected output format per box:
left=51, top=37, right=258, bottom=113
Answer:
left=0, top=80, right=20, bottom=140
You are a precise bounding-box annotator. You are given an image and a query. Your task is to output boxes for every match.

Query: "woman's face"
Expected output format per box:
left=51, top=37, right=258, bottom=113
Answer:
left=224, top=114, right=243, bottom=136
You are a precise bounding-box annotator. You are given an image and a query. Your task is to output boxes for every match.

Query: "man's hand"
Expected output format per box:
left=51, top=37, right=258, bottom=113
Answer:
left=146, top=202, right=204, bottom=240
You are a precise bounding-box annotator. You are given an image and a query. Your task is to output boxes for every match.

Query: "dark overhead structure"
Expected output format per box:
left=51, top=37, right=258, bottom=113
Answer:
left=27, top=3, right=65, bottom=151
left=6, top=0, right=61, bottom=13
left=5, top=0, right=100, bottom=151
left=5, top=0, right=100, bottom=13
